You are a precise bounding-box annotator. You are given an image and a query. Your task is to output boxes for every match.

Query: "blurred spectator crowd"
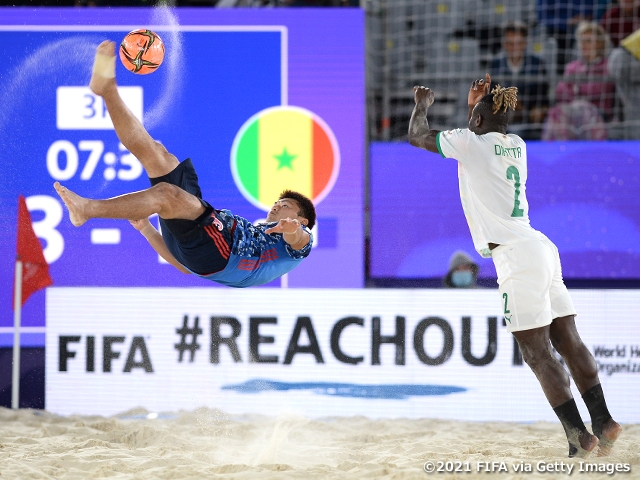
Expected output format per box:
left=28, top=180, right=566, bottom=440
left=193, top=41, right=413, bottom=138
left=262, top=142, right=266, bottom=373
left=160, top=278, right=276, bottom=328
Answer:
left=367, top=0, right=640, bottom=141
left=0, top=0, right=358, bottom=6
left=3, top=0, right=639, bottom=141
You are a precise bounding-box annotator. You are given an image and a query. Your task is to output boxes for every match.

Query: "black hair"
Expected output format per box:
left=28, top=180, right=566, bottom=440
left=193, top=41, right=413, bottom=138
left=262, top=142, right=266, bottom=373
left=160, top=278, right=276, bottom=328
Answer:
left=279, top=190, right=316, bottom=230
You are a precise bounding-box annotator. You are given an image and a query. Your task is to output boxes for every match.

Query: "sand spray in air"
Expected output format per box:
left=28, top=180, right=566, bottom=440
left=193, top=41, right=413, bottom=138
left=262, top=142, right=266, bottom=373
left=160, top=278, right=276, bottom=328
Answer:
left=144, top=4, right=184, bottom=130
left=254, top=411, right=310, bottom=465
left=0, top=36, right=98, bottom=134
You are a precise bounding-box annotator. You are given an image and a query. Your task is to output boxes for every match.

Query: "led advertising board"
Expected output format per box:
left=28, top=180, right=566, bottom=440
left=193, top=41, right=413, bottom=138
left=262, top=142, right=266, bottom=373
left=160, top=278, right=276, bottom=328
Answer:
left=46, top=288, right=640, bottom=422
left=370, top=141, right=640, bottom=281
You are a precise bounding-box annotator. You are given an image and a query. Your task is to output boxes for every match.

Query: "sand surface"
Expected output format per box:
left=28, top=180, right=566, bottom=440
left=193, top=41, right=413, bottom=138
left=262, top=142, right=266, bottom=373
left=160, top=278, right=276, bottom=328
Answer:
left=0, top=407, right=638, bottom=479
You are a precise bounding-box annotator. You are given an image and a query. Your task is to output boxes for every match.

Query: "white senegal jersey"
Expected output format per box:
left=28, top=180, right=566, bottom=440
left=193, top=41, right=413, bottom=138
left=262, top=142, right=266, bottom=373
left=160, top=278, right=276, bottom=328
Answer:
left=436, top=128, right=542, bottom=258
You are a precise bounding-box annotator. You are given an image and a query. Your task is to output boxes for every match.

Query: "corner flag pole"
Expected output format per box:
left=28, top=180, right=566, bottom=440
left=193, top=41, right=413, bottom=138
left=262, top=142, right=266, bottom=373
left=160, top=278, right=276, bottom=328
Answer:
left=13, top=195, right=54, bottom=410
left=12, top=259, right=23, bottom=410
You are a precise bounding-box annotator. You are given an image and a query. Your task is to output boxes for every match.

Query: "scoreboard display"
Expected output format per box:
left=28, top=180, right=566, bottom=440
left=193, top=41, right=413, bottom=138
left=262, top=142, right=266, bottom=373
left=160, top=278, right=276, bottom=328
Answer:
left=0, top=8, right=365, bottom=346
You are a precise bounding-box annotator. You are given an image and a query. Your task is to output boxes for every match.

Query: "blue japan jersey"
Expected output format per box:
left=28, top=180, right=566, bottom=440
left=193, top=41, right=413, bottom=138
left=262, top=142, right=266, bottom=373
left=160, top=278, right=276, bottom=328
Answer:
left=197, top=209, right=313, bottom=287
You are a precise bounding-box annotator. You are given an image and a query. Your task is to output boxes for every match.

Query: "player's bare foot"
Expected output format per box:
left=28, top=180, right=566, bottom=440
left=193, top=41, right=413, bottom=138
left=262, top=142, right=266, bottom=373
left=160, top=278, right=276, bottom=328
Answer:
left=54, top=182, right=89, bottom=227
left=569, top=430, right=599, bottom=458
left=596, top=420, right=622, bottom=456
left=89, top=40, right=118, bottom=97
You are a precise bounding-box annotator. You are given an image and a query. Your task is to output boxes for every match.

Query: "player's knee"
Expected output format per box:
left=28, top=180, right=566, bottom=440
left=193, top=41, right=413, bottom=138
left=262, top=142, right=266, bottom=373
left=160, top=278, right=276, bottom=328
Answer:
left=552, top=335, right=580, bottom=358
left=150, top=182, right=185, bottom=217
left=550, top=334, right=565, bottom=355
left=551, top=317, right=581, bottom=356
left=151, top=182, right=182, bottom=204
left=154, top=140, right=168, bottom=153
left=519, top=349, right=538, bottom=369
left=518, top=342, right=553, bottom=370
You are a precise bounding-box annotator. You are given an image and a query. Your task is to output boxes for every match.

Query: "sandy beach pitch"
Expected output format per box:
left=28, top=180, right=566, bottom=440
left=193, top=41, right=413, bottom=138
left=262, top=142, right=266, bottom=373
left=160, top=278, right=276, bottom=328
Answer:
left=0, top=407, right=638, bottom=479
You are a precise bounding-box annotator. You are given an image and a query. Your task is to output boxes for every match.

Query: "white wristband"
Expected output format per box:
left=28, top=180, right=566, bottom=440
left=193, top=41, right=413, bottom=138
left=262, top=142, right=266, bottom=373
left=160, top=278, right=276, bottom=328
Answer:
left=92, top=53, right=116, bottom=79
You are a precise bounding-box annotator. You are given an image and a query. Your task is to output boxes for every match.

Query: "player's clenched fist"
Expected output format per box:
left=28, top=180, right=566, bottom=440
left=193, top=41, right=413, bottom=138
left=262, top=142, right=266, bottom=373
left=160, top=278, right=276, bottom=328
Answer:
left=265, top=217, right=302, bottom=235
left=413, top=86, right=435, bottom=107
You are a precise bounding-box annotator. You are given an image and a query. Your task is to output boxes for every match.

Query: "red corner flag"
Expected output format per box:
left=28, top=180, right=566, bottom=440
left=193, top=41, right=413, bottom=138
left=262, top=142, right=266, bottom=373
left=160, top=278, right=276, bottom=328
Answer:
left=14, top=195, right=53, bottom=308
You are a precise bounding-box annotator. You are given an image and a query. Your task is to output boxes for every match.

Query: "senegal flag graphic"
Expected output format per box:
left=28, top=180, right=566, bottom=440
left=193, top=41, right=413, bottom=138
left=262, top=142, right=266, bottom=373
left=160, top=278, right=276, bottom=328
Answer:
left=231, top=106, right=340, bottom=210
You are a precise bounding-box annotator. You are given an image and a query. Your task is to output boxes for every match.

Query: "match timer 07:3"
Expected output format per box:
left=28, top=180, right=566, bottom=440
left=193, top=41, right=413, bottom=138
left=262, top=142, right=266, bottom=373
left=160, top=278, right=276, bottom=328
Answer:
left=52, top=86, right=144, bottom=182
left=30, top=86, right=148, bottom=265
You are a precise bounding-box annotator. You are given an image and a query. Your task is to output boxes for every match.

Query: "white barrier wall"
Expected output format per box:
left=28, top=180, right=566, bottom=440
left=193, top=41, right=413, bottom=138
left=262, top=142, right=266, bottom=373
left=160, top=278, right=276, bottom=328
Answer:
left=46, top=288, right=640, bottom=422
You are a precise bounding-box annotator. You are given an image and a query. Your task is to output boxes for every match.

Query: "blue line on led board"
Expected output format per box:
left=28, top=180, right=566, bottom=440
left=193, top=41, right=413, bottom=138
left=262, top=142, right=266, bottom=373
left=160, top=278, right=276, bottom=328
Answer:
left=222, top=379, right=466, bottom=399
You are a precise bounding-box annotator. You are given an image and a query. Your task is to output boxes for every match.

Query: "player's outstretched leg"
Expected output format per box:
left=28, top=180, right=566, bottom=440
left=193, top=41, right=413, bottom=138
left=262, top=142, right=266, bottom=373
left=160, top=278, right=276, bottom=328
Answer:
left=54, top=181, right=206, bottom=227
left=89, top=40, right=179, bottom=179
left=550, top=316, right=622, bottom=456
left=513, top=326, right=599, bottom=458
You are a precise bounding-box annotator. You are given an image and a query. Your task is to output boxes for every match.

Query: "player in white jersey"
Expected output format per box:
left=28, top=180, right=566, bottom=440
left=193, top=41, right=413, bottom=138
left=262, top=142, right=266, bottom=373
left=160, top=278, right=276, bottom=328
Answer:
left=408, top=74, right=621, bottom=458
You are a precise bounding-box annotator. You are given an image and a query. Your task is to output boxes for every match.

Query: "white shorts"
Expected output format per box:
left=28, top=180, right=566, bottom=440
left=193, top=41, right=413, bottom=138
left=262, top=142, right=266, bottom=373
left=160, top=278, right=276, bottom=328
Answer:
left=492, top=235, right=576, bottom=333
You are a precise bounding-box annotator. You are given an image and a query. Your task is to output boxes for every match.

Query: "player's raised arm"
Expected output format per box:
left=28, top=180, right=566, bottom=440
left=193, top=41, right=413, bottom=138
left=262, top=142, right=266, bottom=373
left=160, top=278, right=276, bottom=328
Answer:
left=265, top=218, right=310, bottom=251
left=468, top=73, right=492, bottom=120
left=408, top=86, right=440, bottom=153
left=130, top=218, right=191, bottom=274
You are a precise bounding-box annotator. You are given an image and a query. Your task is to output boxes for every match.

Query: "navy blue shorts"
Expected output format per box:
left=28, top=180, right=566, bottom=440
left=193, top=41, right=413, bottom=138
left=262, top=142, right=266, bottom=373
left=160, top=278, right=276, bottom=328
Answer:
left=149, top=159, right=235, bottom=275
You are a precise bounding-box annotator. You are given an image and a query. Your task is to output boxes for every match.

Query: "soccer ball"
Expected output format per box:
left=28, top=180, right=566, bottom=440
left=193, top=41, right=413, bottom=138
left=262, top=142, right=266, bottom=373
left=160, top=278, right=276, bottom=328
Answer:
left=119, top=29, right=165, bottom=75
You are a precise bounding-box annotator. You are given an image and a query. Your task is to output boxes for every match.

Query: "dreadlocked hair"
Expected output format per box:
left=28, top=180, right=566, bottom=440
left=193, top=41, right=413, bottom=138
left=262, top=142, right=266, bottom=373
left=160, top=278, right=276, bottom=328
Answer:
left=490, top=85, right=518, bottom=113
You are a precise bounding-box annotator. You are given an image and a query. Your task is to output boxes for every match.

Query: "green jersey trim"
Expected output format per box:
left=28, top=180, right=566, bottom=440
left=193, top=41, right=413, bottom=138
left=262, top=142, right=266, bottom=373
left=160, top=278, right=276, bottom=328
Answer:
left=435, top=131, right=446, bottom=158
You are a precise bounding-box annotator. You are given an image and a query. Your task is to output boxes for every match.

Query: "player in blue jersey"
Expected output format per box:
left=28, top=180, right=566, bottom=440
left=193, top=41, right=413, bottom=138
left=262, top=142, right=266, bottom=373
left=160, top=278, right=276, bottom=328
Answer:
left=407, top=74, right=621, bottom=458
left=54, top=40, right=314, bottom=288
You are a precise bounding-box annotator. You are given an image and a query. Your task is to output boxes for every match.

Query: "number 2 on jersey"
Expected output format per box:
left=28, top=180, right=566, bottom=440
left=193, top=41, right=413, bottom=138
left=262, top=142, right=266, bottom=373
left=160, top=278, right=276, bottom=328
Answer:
left=502, top=292, right=510, bottom=314
left=506, top=166, right=524, bottom=217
